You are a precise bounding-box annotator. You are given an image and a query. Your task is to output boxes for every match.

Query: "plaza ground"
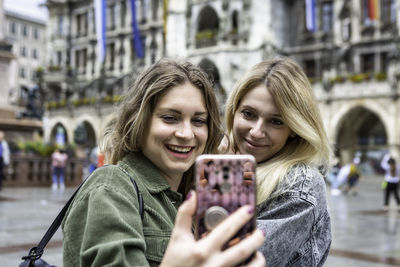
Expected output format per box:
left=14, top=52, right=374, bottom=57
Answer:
left=0, top=174, right=399, bottom=266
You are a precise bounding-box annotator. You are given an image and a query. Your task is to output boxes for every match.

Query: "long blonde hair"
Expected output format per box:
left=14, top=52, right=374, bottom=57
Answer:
left=101, top=58, right=223, bottom=193
left=225, top=57, right=331, bottom=203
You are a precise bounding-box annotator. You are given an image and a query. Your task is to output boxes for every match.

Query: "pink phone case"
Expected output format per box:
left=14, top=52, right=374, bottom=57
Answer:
left=194, top=154, right=257, bottom=248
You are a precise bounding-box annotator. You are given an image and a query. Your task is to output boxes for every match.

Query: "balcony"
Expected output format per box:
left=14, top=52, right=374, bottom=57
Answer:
left=313, top=72, right=392, bottom=101
left=3, top=154, right=84, bottom=187
left=195, top=30, right=218, bottom=48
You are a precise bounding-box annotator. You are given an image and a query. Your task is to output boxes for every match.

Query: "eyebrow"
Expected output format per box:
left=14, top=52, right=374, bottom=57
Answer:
left=156, top=108, right=208, bottom=116
left=240, top=105, right=282, bottom=118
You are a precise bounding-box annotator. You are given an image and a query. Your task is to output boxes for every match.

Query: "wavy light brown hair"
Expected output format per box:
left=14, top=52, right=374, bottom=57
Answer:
left=225, top=57, right=331, bottom=203
left=101, top=58, right=223, bottom=193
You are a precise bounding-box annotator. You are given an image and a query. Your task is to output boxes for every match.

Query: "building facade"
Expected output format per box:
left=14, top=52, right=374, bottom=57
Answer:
left=42, top=0, right=400, bottom=166
left=3, top=10, right=46, bottom=111
left=0, top=0, right=13, bottom=108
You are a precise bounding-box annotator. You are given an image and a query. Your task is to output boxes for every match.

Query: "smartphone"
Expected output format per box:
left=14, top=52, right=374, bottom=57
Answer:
left=194, top=154, right=257, bottom=249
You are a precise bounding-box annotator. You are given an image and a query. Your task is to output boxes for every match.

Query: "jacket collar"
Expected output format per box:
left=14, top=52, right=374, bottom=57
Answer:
left=119, top=152, right=171, bottom=193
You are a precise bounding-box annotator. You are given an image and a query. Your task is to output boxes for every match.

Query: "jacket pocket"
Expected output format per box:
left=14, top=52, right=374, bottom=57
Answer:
left=143, top=230, right=171, bottom=263
left=286, top=239, right=315, bottom=266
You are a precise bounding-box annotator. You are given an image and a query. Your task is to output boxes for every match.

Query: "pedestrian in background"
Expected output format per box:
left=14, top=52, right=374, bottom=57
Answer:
left=0, top=131, right=10, bottom=191
left=51, top=147, right=68, bottom=191
left=333, top=157, right=362, bottom=196
left=380, top=153, right=400, bottom=211
left=88, top=146, right=99, bottom=174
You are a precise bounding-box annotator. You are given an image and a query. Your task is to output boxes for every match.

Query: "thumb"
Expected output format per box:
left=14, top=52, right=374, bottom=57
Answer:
left=173, top=190, right=196, bottom=235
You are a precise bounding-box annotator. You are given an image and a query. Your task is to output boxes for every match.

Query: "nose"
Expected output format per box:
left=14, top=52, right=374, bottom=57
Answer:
left=175, top=121, right=194, bottom=139
left=249, top=119, right=266, bottom=139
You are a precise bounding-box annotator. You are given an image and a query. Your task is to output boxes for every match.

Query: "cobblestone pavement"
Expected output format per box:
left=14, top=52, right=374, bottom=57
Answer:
left=0, top=175, right=399, bottom=266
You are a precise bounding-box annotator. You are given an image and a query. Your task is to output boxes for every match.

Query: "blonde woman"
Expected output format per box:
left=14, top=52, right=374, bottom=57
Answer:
left=223, top=57, right=332, bottom=266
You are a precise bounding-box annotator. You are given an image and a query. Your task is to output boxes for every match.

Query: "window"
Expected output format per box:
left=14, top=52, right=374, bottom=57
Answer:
left=381, top=0, right=397, bottom=24
left=57, top=51, right=62, bottom=65
left=380, top=52, right=388, bottom=73
left=33, top=28, right=39, bottom=39
left=10, top=22, right=16, bottom=34
left=21, top=46, right=27, bottom=57
left=32, top=70, right=37, bottom=80
left=304, top=59, right=316, bottom=78
left=82, top=48, right=87, bottom=72
left=76, top=14, right=82, bottom=36
left=84, top=13, right=88, bottom=35
left=121, top=1, right=126, bottom=27
left=196, top=6, right=219, bottom=48
left=341, top=18, right=352, bottom=41
left=151, top=0, right=159, bottom=21
left=361, top=53, right=374, bottom=73
left=232, top=10, right=239, bottom=33
left=20, top=67, right=26, bottom=78
left=322, top=1, right=333, bottom=32
left=75, top=50, right=80, bottom=69
left=58, top=15, right=64, bottom=36
left=108, top=43, right=115, bottom=70
left=32, top=48, right=38, bottom=59
left=22, top=24, right=28, bottom=36
left=110, top=4, right=116, bottom=30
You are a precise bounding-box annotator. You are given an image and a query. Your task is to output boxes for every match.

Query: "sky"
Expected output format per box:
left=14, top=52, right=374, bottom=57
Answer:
left=4, top=0, right=48, bottom=21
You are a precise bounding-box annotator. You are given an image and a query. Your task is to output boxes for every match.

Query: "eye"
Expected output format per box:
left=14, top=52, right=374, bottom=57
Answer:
left=192, top=117, right=208, bottom=126
left=161, top=115, right=178, bottom=123
left=269, top=118, right=284, bottom=126
left=240, top=109, right=255, bottom=119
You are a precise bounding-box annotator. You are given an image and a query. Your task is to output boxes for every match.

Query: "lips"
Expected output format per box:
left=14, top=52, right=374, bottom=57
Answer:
left=166, top=144, right=194, bottom=153
left=244, top=138, right=269, bottom=149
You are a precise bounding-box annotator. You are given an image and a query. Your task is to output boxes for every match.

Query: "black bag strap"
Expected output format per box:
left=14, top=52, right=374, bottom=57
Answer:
left=21, top=165, right=144, bottom=263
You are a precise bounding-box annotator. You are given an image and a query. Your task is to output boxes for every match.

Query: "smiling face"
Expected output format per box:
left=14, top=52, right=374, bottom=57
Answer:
left=233, top=84, right=293, bottom=163
left=142, top=82, right=208, bottom=187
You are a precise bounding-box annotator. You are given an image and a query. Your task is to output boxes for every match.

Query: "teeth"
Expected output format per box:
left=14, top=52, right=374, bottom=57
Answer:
left=167, top=145, right=192, bottom=153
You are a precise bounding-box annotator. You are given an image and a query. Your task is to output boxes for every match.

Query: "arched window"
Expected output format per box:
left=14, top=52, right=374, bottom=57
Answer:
left=230, top=10, right=239, bottom=44
left=196, top=6, right=219, bottom=48
left=51, top=123, right=68, bottom=146
left=231, top=10, right=238, bottom=33
left=198, top=58, right=226, bottom=110
left=74, top=121, right=97, bottom=147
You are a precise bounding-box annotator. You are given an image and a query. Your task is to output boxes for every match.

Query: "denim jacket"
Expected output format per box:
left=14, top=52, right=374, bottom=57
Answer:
left=256, top=164, right=331, bottom=267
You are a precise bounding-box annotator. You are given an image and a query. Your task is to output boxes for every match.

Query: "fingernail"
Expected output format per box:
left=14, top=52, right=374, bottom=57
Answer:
left=248, top=205, right=254, bottom=214
left=186, top=190, right=193, bottom=200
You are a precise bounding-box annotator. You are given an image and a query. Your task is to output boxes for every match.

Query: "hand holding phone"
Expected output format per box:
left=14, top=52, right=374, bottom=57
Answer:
left=194, top=154, right=257, bottom=248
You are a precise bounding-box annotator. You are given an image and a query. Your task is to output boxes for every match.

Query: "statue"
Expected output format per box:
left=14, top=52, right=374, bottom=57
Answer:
left=17, top=85, right=44, bottom=119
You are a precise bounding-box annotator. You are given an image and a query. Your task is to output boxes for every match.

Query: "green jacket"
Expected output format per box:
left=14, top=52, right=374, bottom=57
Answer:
left=62, top=152, right=183, bottom=267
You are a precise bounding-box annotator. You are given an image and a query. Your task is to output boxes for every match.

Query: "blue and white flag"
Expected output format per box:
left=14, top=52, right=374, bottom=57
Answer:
left=130, top=0, right=144, bottom=58
left=94, top=0, right=107, bottom=63
left=305, top=0, right=316, bottom=32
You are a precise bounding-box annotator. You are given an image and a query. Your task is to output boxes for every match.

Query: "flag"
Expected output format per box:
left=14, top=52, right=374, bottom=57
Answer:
left=163, top=0, right=168, bottom=41
left=94, top=0, right=107, bottom=63
left=130, top=0, right=144, bottom=58
left=368, top=0, right=380, bottom=20
left=305, top=0, right=316, bottom=32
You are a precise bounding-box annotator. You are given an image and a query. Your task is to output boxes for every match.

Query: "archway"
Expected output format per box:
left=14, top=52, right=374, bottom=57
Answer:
left=198, top=58, right=226, bottom=113
left=196, top=6, right=219, bottom=48
left=73, top=121, right=97, bottom=147
left=50, top=123, right=68, bottom=146
left=336, top=106, right=387, bottom=173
